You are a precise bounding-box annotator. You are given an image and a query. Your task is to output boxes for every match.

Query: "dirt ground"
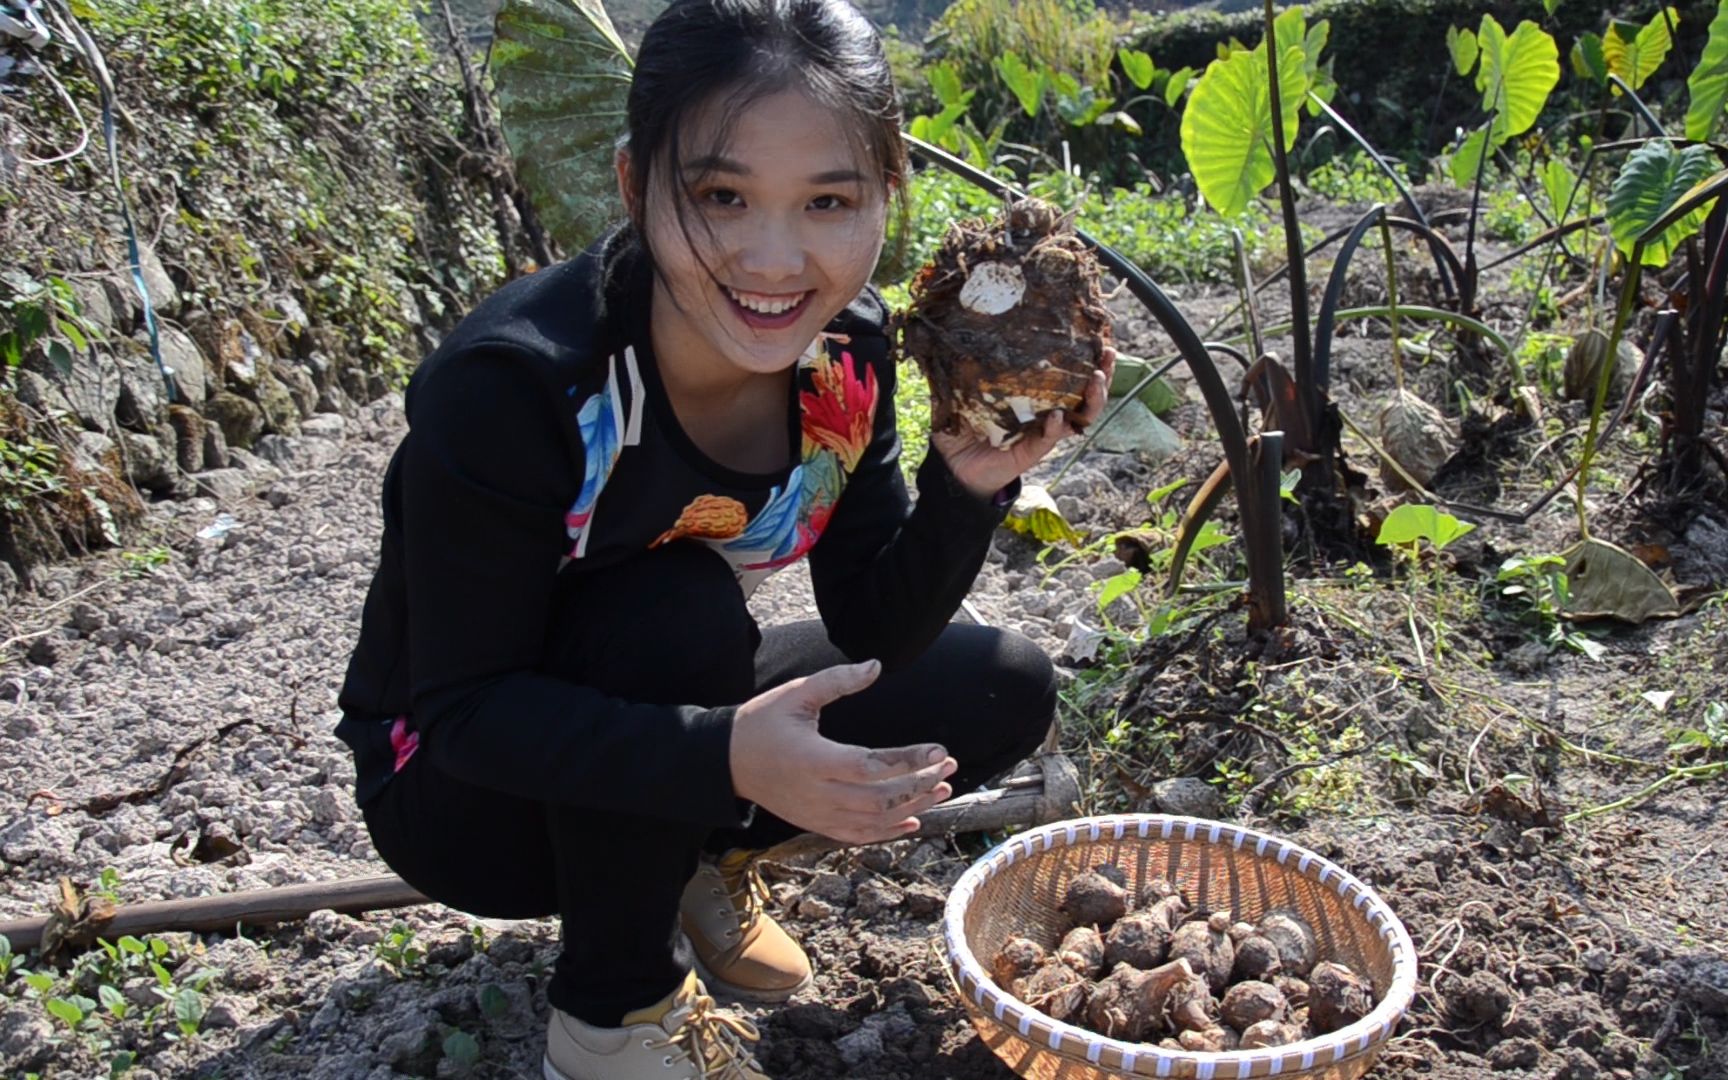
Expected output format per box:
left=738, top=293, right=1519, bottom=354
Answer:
left=2, top=229, right=1726, bottom=1079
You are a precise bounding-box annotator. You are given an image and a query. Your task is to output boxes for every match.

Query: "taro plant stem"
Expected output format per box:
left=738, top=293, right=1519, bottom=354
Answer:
left=1381, top=210, right=1405, bottom=395
left=1263, top=0, right=1320, bottom=486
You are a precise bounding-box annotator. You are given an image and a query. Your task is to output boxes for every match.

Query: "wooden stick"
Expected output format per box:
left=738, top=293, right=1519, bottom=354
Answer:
left=0, top=875, right=428, bottom=953
left=0, top=753, right=1082, bottom=953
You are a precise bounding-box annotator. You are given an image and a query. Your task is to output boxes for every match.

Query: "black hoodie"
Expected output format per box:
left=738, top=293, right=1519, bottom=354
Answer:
left=335, top=232, right=1016, bottom=826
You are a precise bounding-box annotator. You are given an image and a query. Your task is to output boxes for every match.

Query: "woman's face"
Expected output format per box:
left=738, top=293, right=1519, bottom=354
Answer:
left=626, top=88, right=890, bottom=380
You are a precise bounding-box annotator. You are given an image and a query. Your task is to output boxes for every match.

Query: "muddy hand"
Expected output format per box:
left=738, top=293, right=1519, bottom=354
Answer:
left=730, top=660, right=960, bottom=845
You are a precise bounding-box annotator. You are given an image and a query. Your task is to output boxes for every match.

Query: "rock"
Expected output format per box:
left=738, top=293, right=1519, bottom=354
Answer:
left=487, top=934, right=536, bottom=966
left=1551, top=1046, right=1601, bottom=1080
left=118, top=429, right=176, bottom=493
left=275, top=361, right=318, bottom=419
left=1487, top=1035, right=1545, bottom=1070
left=137, top=242, right=181, bottom=316
left=158, top=323, right=209, bottom=406
left=307, top=997, right=344, bottom=1034
left=1090, top=398, right=1182, bottom=462
left=220, top=320, right=265, bottom=390
left=26, top=635, right=59, bottom=665
left=255, top=434, right=340, bottom=473
left=904, top=882, right=944, bottom=918
left=853, top=877, right=905, bottom=919
left=69, top=276, right=116, bottom=332
left=0, top=1005, right=54, bottom=1069
left=1450, top=970, right=1515, bottom=1028
left=902, top=840, right=947, bottom=875
left=834, top=1023, right=884, bottom=1065
left=26, top=347, right=121, bottom=434
left=251, top=369, right=302, bottom=436
left=794, top=896, right=839, bottom=921
left=193, top=469, right=250, bottom=502
left=206, top=391, right=265, bottom=450
left=1151, top=777, right=1225, bottom=820
left=301, top=413, right=347, bottom=441
left=208, top=937, right=271, bottom=991
left=203, top=421, right=229, bottom=471
left=203, top=995, right=250, bottom=1029
left=316, top=380, right=353, bottom=417
left=10, top=368, right=73, bottom=420
left=67, top=597, right=103, bottom=632
left=167, top=404, right=205, bottom=473
left=115, top=345, right=167, bottom=432
left=803, top=870, right=853, bottom=906
left=72, top=429, right=117, bottom=473
left=0, top=561, right=17, bottom=608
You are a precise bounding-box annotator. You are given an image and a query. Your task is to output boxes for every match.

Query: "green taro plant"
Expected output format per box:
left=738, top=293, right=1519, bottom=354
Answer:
left=1495, top=553, right=1606, bottom=658
left=1376, top=503, right=1476, bottom=666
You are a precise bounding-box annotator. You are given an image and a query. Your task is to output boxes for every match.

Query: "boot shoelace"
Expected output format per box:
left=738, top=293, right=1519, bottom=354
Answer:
left=717, top=859, right=771, bottom=936
left=645, top=989, right=762, bottom=1078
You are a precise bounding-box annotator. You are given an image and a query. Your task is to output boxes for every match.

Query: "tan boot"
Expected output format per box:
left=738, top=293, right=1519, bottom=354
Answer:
left=679, top=849, right=812, bottom=1003
left=542, top=969, right=771, bottom=1080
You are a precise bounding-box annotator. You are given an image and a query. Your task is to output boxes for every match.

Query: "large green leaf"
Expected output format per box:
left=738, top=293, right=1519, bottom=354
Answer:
left=1165, top=66, right=1195, bottom=107
left=995, top=51, right=1044, bottom=117
left=1180, top=43, right=1306, bottom=218
left=491, top=0, right=635, bottom=254
left=1474, top=16, right=1559, bottom=143
left=929, top=63, right=967, bottom=109
left=1447, top=25, right=1478, bottom=76
left=1607, top=141, right=1717, bottom=266
left=1118, top=48, right=1156, bottom=91
left=1449, top=127, right=1490, bottom=188
left=1687, top=0, right=1728, bottom=142
left=1571, top=32, right=1608, bottom=84
left=1541, top=157, right=1579, bottom=220
left=1603, top=8, right=1676, bottom=94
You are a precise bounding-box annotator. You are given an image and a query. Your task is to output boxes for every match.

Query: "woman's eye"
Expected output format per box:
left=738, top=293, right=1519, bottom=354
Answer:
left=810, top=194, right=851, bottom=211
left=702, top=189, right=743, bottom=208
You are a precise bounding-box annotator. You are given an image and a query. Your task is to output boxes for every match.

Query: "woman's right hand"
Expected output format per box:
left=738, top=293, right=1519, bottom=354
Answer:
left=729, top=660, right=958, bottom=845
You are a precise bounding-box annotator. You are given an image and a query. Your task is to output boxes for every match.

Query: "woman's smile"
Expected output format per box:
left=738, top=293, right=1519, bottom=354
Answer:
left=723, top=285, right=815, bottom=329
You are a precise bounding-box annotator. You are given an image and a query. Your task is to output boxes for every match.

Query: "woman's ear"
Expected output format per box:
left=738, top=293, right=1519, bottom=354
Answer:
left=615, top=147, right=639, bottom=221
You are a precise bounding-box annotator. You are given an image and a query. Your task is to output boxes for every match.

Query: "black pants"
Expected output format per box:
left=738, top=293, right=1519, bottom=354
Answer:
left=362, top=543, right=1055, bottom=1026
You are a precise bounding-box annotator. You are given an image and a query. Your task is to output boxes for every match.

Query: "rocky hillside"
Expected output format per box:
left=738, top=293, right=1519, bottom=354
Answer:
left=0, top=0, right=514, bottom=599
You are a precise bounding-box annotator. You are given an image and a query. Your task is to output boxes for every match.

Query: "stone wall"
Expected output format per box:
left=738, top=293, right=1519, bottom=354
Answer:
left=0, top=0, right=517, bottom=596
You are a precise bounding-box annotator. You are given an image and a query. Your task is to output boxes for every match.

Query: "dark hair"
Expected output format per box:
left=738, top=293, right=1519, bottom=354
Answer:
left=605, top=0, right=908, bottom=301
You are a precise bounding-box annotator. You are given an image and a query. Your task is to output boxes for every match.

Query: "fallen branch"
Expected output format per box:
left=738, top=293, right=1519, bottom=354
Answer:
left=0, top=753, right=1082, bottom=953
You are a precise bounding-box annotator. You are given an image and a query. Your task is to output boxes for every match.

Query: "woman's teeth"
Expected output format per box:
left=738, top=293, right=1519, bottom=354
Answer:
left=727, top=287, right=808, bottom=315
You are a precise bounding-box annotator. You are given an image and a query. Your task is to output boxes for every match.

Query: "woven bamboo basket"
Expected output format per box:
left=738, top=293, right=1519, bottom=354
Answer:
left=942, top=815, right=1418, bottom=1080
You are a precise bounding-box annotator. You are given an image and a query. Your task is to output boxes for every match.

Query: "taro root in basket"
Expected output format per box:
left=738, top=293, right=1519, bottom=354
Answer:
left=898, top=197, right=1112, bottom=449
left=943, top=816, right=1418, bottom=1080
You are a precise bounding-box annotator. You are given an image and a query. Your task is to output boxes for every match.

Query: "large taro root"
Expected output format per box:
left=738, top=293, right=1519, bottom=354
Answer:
left=1056, top=926, right=1107, bottom=980
left=900, top=197, right=1112, bottom=449
left=1103, top=909, right=1172, bottom=971
left=1220, top=980, right=1289, bottom=1030
left=1086, top=958, right=1197, bottom=1041
left=1013, top=960, right=1089, bottom=1024
left=1258, top=910, right=1319, bottom=976
left=1239, top=1019, right=1304, bottom=1049
left=1060, top=867, right=1130, bottom=929
left=992, top=936, right=1048, bottom=990
left=1169, top=911, right=1236, bottom=994
left=1309, top=961, right=1375, bottom=1034
left=1159, top=963, right=1219, bottom=1034
left=1232, top=935, right=1284, bottom=983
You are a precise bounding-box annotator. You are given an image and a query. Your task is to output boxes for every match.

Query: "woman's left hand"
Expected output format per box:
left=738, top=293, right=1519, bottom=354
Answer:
left=931, top=346, right=1117, bottom=501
